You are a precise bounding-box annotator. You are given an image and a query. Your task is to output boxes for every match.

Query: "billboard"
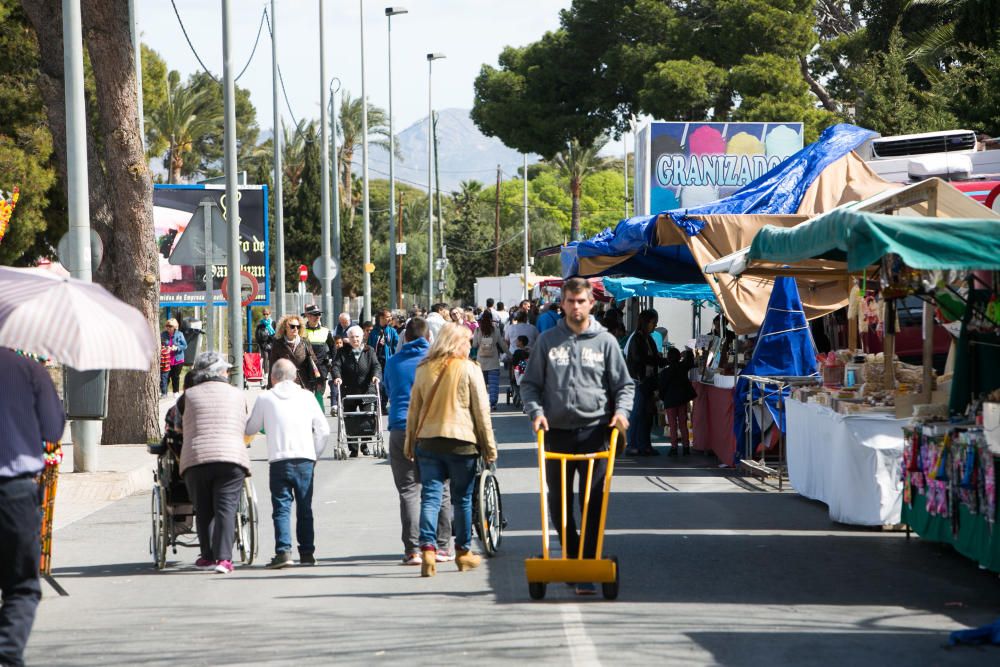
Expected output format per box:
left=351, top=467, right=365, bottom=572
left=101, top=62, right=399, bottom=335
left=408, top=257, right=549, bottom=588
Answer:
left=638, top=122, right=804, bottom=215
left=154, top=184, right=269, bottom=307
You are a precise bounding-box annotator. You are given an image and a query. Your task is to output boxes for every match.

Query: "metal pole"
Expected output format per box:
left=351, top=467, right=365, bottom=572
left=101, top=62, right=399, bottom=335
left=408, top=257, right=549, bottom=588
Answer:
left=523, top=153, right=529, bottom=301
left=387, top=11, right=397, bottom=312
left=360, top=0, right=372, bottom=322
left=128, top=0, right=144, bottom=152
left=319, top=0, right=334, bottom=327
left=330, top=85, right=342, bottom=316
left=202, top=200, right=215, bottom=350
left=271, top=0, right=285, bottom=317
left=426, top=57, right=434, bottom=307
left=222, top=0, right=243, bottom=386
left=63, top=0, right=99, bottom=471
left=623, top=130, right=629, bottom=219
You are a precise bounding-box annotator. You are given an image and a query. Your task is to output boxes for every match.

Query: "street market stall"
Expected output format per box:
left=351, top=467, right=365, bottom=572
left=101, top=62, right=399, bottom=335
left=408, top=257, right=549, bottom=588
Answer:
left=738, top=185, right=1000, bottom=535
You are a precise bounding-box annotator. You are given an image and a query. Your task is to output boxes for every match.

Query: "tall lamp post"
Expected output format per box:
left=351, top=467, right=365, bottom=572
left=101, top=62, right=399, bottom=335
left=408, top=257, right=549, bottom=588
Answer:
left=319, top=0, right=334, bottom=325
left=385, top=6, right=407, bottom=311
left=359, top=0, right=373, bottom=323
left=426, top=52, right=445, bottom=308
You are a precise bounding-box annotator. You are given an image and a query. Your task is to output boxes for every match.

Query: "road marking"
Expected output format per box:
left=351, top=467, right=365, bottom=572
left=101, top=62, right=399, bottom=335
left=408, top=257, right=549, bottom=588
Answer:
left=561, top=603, right=601, bottom=666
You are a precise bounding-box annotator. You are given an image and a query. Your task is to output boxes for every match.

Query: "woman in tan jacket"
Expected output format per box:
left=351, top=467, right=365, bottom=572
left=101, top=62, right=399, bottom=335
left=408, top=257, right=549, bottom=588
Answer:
left=405, top=323, right=498, bottom=577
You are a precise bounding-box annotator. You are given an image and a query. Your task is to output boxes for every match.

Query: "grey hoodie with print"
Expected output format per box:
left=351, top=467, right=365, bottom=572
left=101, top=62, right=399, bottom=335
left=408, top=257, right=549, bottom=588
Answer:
left=520, top=316, right=635, bottom=429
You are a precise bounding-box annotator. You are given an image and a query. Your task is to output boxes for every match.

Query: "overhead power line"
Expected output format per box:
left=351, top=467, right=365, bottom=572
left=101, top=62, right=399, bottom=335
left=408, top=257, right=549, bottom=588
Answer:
left=170, top=0, right=266, bottom=83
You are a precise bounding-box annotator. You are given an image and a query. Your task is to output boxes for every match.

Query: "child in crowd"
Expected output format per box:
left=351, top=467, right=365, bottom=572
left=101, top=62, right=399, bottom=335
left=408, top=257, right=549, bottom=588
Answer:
left=657, top=347, right=697, bottom=456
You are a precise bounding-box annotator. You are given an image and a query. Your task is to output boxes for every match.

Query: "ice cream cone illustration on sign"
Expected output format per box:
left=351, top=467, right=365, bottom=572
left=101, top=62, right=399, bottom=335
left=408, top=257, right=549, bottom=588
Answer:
left=765, top=125, right=801, bottom=160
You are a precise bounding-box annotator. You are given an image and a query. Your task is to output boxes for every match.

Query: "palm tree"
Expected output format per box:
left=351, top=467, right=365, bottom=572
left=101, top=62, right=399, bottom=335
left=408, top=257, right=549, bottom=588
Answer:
left=550, top=136, right=610, bottom=241
left=145, top=71, right=221, bottom=183
left=452, top=180, right=484, bottom=214
left=336, top=91, right=392, bottom=228
left=281, top=119, right=312, bottom=199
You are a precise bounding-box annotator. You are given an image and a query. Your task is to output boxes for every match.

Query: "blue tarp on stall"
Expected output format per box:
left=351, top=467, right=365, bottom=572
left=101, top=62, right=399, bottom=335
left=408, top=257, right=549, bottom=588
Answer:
left=601, top=277, right=718, bottom=304
left=563, top=123, right=878, bottom=280
left=732, top=277, right=819, bottom=463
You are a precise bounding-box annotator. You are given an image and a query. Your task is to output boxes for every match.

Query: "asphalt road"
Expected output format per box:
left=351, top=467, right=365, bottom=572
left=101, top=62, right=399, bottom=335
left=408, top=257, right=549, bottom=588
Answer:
left=27, top=400, right=1000, bottom=666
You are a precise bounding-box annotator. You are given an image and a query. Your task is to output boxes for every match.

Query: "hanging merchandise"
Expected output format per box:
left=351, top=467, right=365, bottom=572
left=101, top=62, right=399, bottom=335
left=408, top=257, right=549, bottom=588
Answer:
left=0, top=186, right=19, bottom=245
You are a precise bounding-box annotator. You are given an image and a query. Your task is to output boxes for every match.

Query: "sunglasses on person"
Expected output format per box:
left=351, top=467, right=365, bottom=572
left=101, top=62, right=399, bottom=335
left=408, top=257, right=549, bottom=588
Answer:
left=288, top=323, right=301, bottom=330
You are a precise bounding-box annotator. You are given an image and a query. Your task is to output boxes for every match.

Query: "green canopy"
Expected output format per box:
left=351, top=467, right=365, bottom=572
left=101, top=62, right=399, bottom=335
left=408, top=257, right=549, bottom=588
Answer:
left=748, top=208, right=1000, bottom=273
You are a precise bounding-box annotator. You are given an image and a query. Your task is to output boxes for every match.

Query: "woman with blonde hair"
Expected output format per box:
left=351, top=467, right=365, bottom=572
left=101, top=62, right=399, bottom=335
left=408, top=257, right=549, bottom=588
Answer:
left=268, top=314, right=321, bottom=390
left=404, top=323, right=498, bottom=577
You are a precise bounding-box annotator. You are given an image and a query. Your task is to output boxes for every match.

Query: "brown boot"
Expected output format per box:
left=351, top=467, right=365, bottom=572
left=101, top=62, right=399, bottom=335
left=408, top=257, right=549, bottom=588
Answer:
left=421, top=548, right=436, bottom=577
left=455, top=548, right=481, bottom=571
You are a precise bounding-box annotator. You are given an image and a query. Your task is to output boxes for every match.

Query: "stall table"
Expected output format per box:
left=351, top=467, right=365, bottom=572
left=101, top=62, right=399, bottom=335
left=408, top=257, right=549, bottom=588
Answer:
left=785, top=398, right=909, bottom=525
left=692, top=380, right=737, bottom=465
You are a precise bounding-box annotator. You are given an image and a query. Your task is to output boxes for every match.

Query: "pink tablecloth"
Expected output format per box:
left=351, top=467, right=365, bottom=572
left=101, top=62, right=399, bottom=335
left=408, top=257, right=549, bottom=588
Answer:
left=692, top=381, right=737, bottom=465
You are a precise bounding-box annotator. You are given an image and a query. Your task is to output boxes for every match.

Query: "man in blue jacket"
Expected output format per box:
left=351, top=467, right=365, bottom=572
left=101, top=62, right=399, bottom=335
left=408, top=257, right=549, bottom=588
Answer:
left=0, top=348, right=65, bottom=667
left=382, top=318, right=452, bottom=565
left=368, top=308, right=399, bottom=415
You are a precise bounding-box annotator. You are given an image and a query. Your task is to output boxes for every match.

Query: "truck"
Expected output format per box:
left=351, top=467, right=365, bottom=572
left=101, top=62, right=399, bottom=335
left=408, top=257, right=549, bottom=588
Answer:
left=474, top=274, right=528, bottom=308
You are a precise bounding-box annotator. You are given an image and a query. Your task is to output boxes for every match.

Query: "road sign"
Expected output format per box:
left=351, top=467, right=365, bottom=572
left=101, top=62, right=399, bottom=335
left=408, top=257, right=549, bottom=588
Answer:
left=395, top=242, right=407, bottom=256
left=167, top=197, right=248, bottom=266
left=364, top=262, right=376, bottom=274
left=220, top=270, right=259, bottom=307
left=298, top=264, right=308, bottom=282
left=434, top=257, right=449, bottom=271
left=311, top=256, right=339, bottom=280
left=57, top=229, right=104, bottom=273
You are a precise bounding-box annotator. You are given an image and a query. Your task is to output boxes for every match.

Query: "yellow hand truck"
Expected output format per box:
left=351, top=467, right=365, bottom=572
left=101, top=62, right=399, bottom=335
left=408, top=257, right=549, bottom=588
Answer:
left=524, top=428, right=620, bottom=600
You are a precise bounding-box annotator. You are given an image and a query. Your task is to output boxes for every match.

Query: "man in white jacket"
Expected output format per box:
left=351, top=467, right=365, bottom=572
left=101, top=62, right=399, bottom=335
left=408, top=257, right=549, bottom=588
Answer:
left=246, top=359, right=330, bottom=569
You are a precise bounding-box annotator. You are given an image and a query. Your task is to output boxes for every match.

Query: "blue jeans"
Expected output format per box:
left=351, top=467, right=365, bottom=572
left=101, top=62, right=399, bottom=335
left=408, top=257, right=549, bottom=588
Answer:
left=269, top=459, right=316, bottom=556
left=0, top=477, right=42, bottom=667
left=483, top=369, right=500, bottom=408
left=417, top=449, right=478, bottom=551
left=628, top=383, right=652, bottom=451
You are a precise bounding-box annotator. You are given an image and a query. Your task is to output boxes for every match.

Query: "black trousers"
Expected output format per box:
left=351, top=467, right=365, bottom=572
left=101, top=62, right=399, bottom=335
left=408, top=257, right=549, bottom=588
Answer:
left=544, top=425, right=608, bottom=560
left=184, top=463, right=246, bottom=563
left=0, top=476, right=42, bottom=667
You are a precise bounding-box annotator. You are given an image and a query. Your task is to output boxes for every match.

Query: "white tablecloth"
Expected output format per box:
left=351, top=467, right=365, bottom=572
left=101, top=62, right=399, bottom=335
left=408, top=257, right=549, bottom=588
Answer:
left=785, top=398, right=908, bottom=526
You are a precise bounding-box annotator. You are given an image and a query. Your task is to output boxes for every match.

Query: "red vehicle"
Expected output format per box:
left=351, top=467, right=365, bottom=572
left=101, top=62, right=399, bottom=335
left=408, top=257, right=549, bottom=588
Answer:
left=861, top=297, right=951, bottom=372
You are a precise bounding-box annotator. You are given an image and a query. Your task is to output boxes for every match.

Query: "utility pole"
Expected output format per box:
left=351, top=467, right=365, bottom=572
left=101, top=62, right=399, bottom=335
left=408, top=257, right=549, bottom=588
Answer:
left=397, top=192, right=404, bottom=309
left=128, top=0, right=143, bottom=151
left=426, top=53, right=445, bottom=306
left=385, top=6, right=407, bottom=312
left=330, top=84, right=342, bottom=316
left=523, top=154, right=529, bottom=301
left=623, top=129, right=630, bottom=219
left=319, top=0, right=334, bottom=326
left=222, top=0, right=243, bottom=386
left=270, top=0, right=285, bottom=317
left=493, top=164, right=501, bottom=276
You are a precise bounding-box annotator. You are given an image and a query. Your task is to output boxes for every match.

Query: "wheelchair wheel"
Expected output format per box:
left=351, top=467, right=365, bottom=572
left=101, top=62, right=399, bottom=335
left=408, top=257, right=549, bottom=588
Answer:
left=601, top=556, right=620, bottom=600
left=475, top=469, right=503, bottom=556
left=235, top=478, right=259, bottom=566
left=151, top=485, right=167, bottom=570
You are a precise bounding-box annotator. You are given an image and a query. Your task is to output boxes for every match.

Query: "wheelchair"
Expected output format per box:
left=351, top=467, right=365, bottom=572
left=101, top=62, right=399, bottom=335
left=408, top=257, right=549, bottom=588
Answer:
left=472, top=455, right=506, bottom=556
left=148, top=431, right=259, bottom=570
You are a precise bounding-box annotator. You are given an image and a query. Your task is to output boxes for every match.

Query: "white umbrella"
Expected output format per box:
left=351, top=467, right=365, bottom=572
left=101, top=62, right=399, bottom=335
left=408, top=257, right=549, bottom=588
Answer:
left=0, top=266, right=158, bottom=370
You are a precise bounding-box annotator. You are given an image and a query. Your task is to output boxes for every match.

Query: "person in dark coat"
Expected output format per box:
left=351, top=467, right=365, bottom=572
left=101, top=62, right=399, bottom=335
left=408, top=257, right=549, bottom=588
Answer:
left=331, top=325, right=383, bottom=456
left=624, top=309, right=667, bottom=456
left=657, top=347, right=697, bottom=456
left=268, top=314, right=321, bottom=391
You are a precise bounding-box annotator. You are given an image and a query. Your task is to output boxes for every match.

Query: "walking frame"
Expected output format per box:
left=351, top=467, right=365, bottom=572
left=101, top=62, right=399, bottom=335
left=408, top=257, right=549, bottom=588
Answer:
left=524, top=428, right=620, bottom=600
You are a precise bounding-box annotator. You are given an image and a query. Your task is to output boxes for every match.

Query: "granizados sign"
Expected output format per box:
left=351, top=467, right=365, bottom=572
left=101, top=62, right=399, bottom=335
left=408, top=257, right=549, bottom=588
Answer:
left=648, top=122, right=803, bottom=213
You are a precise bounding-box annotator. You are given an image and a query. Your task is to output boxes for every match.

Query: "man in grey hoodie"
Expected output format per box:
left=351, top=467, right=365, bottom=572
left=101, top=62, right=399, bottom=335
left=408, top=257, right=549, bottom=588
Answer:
left=519, top=277, right=634, bottom=595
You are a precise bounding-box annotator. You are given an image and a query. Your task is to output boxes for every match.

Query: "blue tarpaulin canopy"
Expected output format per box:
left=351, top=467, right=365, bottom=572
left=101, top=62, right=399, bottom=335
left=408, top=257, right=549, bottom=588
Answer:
left=563, top=124, right=879, bottom=281
left=732, top=277, right=819, bottom=463
left=601, top=277, right=718, bottom=304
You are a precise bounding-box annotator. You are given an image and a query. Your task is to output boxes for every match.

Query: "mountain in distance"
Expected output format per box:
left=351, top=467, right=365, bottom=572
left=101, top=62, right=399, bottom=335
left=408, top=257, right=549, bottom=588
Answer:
left=363, top=108, right=538, bottom=194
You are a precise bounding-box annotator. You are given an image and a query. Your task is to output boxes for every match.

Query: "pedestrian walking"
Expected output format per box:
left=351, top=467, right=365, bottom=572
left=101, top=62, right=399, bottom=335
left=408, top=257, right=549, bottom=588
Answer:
left=0, top=349, right=65, bottom=667
left=625, top=309, right=667, bottom=456
left=404, top=323, right=498, bottom=577
left=333, top=311, right=354, bottom=339
left=368, top=309, right=399, bottom=414
left=331, top=325, right=382, bottom=457
left=178, top=352, right=251, bottom=574
left=657, top=348, right=697, bottom=456
left=268, top=315, right=322, bottom=391
left=160, top=318, right=187, bottom=396
left=503, top=309, right=538, bottom=349
left=383, top=317, right=454, bottom=565
left=519, top=277, right=634, bottom=596
left=535, top=298, right=561, bottom=333
left=245, top=359, right=330, bottom=568
left=254, top=309, right=276, bottom=375
left=473, top=312, right=506, bottom=410
left=302, top=304, right=336, bottom=409
left=426, top=303, right=450, bottom=341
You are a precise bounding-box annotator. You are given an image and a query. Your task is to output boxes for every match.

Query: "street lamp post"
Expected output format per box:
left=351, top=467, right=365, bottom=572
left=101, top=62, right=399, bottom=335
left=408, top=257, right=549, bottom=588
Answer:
left=271, top=0, right=285, bottom=318
left=319, top=0, right=334, bottom=325
left=385, top=6, right=407, bottom=311
left=360, top=0, right=372, bottom=323
left=426, top=52, right=444, bottom=308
